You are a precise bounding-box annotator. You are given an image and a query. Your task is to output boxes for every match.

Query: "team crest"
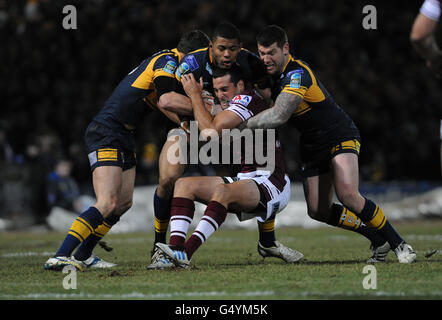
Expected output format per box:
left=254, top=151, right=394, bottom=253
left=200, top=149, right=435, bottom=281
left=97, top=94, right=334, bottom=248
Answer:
left=185, top=55, right=199, bottom=71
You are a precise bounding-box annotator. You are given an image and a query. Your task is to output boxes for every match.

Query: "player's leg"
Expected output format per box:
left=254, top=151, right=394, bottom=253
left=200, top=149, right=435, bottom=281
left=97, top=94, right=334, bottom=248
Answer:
left=332, top=152, right=416, bottom=263
left=44, top=164, right=123, bottom=270
left=73, top=166, right=136, bottom=265
left=166, top=176, right=225, bottom=247
left=153, top=135, right=187, bottom=245
left=303, top=171, right=385, bottom=246
left=157, top=179, right=260, bottom=268
left=150, top=176, right=225, bottom=269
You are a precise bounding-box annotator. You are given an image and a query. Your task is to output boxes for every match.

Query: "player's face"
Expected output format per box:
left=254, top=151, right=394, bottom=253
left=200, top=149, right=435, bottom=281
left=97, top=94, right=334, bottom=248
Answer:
left=257, top=42, right=288, bottom=75
left=211, top=37, right=241, bottom=69
left=213, top=74, right=242, bottom=109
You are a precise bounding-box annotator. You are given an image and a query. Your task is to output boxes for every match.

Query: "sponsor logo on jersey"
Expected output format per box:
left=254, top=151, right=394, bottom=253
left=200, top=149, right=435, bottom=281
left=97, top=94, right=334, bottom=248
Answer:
left=176, top=62, right=190, bottom=78
left=163, top=60, right=177, bottom=75
left=205, top=62, right=212, bottom=75
left=290, top=72, right=302, bottom=89
left=231, top=95, right=252, bottom=106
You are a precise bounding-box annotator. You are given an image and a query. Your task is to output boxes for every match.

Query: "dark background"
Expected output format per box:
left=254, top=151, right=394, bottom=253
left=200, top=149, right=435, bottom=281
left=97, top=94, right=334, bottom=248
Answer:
left=1, top=0, right=441, bottom=221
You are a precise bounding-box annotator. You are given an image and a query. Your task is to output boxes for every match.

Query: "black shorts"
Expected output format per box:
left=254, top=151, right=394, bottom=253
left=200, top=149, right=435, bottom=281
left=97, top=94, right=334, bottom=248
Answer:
left=300, top=139, right=361, bottom=177
left=84, top=121, right=137, bottom=171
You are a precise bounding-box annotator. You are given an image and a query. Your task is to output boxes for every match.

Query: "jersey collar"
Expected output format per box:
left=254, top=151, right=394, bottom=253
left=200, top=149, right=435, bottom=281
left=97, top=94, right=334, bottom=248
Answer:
left=171, top=48, right=181, bottom=62
left=282, top=54, right=295, bottom=74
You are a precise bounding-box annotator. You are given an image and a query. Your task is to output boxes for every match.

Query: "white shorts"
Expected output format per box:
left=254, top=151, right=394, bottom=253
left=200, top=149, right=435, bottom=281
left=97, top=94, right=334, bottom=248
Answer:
left=222, top=171, right=291, bottom=222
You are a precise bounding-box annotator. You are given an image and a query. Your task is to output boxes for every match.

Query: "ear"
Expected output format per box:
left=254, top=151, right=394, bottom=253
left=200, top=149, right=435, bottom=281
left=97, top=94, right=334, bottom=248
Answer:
left=283, top=42, right=289, bottom=55
left=237, top=79, right=245, bottom=92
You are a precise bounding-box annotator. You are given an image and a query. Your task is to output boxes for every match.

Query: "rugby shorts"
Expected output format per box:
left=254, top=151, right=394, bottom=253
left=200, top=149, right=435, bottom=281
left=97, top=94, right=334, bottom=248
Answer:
left=300, top=138, right=361, bottom=177
left=222, top=171, right=291, bottom=222
left=84, top=121, right=137, bottom=171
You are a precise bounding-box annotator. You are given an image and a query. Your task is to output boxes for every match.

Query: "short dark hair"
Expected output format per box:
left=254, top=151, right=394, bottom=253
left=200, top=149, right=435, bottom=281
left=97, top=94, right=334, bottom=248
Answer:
left=177, top=30, right=210, bottom=54
left=212, top=21, right=241, bottom=42
left=256, top=25, right=288, bottom=49
left=212, top=64, right=245, bottom=87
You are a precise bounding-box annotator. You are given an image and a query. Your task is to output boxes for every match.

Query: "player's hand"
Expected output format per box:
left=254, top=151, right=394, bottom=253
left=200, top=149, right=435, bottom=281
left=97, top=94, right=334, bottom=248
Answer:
left=201, top=90, right=215, bottom=113
left=181, top=73, right=203, bottom=99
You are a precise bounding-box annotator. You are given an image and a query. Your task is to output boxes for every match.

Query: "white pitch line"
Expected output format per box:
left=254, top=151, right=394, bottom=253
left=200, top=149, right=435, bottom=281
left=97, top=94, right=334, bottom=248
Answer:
left=0, top=290, right=441, bottom=299
left=1, top=251, right=54, bottom=258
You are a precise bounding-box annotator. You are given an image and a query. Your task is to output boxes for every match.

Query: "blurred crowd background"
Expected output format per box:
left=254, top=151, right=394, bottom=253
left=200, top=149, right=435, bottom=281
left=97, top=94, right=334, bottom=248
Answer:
left=0, top=0, right=441, bottom=225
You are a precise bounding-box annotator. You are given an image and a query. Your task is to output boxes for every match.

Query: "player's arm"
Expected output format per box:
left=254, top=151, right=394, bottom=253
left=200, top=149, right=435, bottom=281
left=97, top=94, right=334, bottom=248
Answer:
left=154, top=75, right=193, bottom=115
left=410, top=0, right=442, bottom=77
left=157, top=91, right=193, bottom=116
left=246, top=92, right=301, bottom=129
left=181, top=73, right=242, bottom=137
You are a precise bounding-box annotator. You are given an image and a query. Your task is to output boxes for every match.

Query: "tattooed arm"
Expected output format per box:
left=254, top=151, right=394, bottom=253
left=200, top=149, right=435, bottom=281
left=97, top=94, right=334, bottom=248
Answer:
left=246, top=92, right=302, bottom=129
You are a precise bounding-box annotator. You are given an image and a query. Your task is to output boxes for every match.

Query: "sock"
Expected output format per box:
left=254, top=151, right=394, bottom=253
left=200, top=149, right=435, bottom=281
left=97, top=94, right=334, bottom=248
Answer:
left=358, top=198, right=404, bottom=249
left=55, top=207, right=104, bottom=257
left=153, top=188, right=172, bottom=244
left=169, top=197, right=195, bottom=246
left=184, top=201, right=227, bottom=259
left=257, top=218, right=276, bottom=248
left=73, top=214, right=120, bottom=261
left=328, top=203, right=386, bottom=247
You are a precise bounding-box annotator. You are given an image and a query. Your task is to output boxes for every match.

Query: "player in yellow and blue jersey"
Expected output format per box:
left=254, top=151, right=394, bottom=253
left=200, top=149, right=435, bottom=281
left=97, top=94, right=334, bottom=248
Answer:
left=247, top=25, right=416, bottom=263
left=44, top=30, right=210, bottom=271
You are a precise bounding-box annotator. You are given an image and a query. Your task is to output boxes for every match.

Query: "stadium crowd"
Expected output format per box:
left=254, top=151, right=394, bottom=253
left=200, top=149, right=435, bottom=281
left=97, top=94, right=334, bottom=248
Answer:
left=1, top=0, right=441, bottom=223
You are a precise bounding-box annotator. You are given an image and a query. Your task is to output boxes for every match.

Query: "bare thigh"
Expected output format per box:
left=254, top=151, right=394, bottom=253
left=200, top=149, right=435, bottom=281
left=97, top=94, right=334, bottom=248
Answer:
left=92, top=166, right=124, bottom=218
left=212, top=179, right=261, bottom=213
left=331, top=153, right=365, bottom=213
left=303, top=172, right=334, bottom=222
left=114, top=167, right=136, bottom=216
left=173, top=176, right=225, bottom=204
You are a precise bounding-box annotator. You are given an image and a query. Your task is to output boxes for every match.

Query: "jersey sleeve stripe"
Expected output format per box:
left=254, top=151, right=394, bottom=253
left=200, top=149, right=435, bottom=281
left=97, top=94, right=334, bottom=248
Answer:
left=226, top=104, right=254, bottom=121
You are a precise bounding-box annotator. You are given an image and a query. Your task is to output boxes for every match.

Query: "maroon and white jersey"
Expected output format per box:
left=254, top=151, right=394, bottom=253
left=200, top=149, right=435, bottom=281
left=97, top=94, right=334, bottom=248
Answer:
left=226, top=88, right=288, bottom=192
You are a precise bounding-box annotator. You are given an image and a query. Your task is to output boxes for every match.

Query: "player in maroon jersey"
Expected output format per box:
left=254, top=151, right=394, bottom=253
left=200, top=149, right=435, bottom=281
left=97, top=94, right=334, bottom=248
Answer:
left=153, top=65, right=303, bottom=269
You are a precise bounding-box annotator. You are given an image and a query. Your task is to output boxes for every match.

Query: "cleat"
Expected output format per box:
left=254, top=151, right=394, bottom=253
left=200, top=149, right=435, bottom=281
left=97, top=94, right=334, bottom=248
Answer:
left=367, top=241, right=391, bottom=263
left=44, top=256, right=84, bottom=271
left=257, top=241, right=304, bottom=263
left=394, top=242, right=417, bottom=264
left=71, top=254, right=116, bottom=269
left=155, top=242, right=190, bottom=269
left=146, top=247, right=175, bottom=270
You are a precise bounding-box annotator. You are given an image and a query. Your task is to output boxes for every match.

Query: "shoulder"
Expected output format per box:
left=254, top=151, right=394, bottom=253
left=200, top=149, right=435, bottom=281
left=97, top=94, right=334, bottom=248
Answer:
left=281, top=59, right=315, bottom=87
left=228, top=89, right=266, bottom=118
left=180, top=47, right=209, bottom=68
left=176, top=47, right=209, bottom=79
left=153, top=52, right=179, bottom=74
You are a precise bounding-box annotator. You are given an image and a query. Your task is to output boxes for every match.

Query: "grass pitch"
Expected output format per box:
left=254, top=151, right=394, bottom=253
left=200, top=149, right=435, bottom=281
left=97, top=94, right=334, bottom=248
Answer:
left=0, top=220, right=441, bottom=300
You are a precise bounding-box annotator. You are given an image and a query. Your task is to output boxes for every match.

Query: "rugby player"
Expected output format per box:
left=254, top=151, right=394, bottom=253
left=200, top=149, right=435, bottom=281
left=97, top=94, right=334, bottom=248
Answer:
left=246, top=25, right=416, bottom=263
left=153, top=65, right=303, bottom=269
left=149, top=22, right=299, bottom=268
left=44, top=30, right=211, bottom=271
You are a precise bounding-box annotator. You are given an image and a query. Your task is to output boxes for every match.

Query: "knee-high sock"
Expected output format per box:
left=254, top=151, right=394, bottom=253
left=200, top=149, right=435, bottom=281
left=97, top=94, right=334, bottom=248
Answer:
left=55, top=207, right=103, bottom=257
left=327, top=203, right=386, bottom=247
left=153, top=188, right=172, bottom=244
left=184, top=201, right=227, bottom=259
left=357, top=198, right=404, bottom=249
left=257, top=218, right=276, bottom=247
left=73, top=213, right=120, bottom=261
left=169, top=197, right=195, bottom=246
